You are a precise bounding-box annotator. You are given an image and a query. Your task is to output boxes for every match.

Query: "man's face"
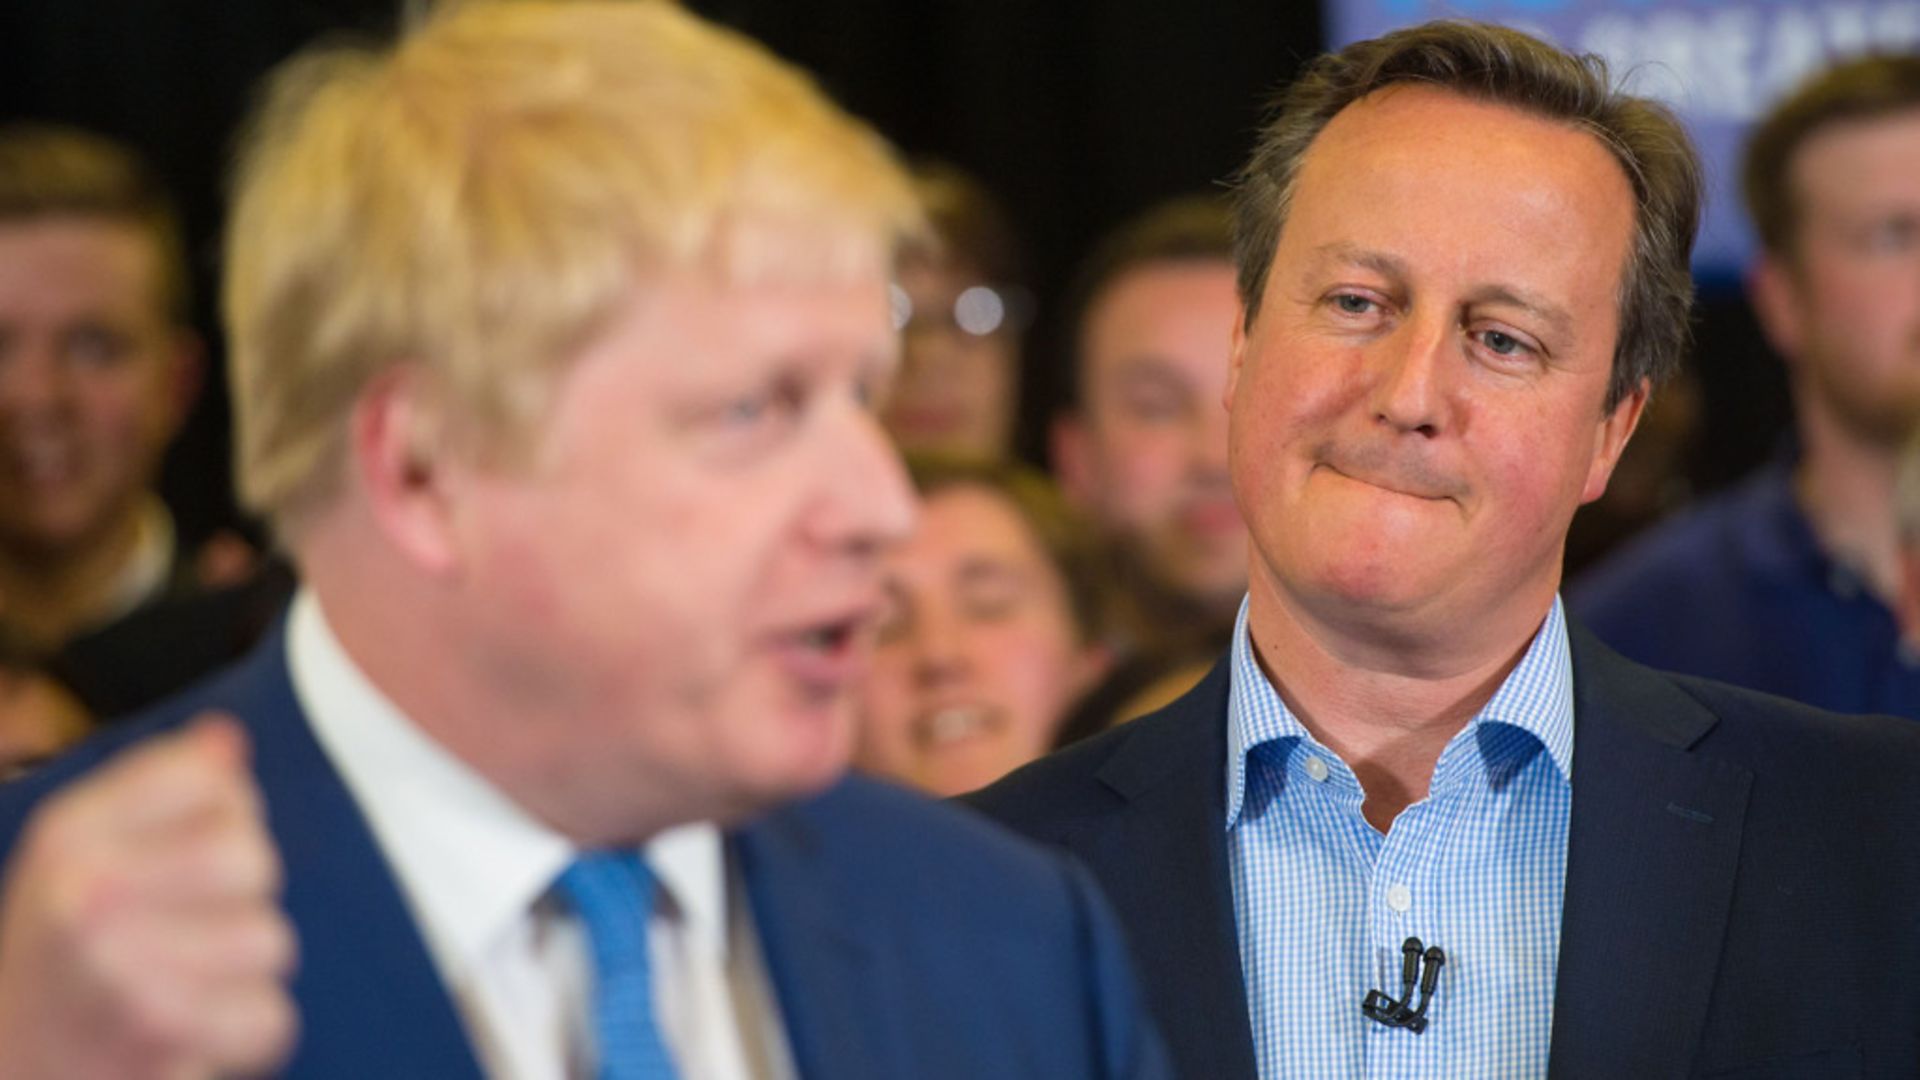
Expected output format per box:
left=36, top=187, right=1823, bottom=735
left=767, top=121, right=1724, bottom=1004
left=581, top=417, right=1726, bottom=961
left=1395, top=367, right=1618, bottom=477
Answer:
left=450, top=263, right=916, bottom=823
left=1227, top=86, right=1644, bottom=641
left=0, top=219, right=189, bottom=559
left=1754, top=107, right=1920, bottom=449
left=1057, top=260, right=1245, bottom=610
left=857, top=483, right=1101, bottom=797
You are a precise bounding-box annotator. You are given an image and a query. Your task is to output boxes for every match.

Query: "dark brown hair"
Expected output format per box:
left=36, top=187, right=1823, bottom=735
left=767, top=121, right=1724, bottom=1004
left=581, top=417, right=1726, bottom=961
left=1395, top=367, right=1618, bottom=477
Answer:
left=1232, top=20, right=1702, bottom=408
left=1744, top=53, right=1920, bottom=258
left=903, top=160, right=1025, bottom=289
left=1060, top=193, right=1235, bottom=410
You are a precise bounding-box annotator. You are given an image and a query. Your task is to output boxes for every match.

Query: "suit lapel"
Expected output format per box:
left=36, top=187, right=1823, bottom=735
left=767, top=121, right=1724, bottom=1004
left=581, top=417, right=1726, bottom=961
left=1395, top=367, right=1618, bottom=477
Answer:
left=232, top=631, right=486, bottom=1080
left=1548, top=626, right=1751, bottom=1080
left=735, top=806, right=893, bottom=1080
left=1080, top=660, right=1259, bottom=1080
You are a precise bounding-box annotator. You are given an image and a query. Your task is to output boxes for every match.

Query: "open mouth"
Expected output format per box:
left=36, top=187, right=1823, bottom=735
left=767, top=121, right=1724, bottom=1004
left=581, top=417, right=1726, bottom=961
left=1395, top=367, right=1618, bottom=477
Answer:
left=913, top=703, right=1001, bottom=750
left=798, top=620, right=857, bottom=653
left=773, top=608, right=878, bottom=692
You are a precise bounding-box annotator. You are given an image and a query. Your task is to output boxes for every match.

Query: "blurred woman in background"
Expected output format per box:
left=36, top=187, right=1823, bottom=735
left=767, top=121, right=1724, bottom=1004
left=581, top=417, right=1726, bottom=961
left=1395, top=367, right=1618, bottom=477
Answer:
left=879, top=163, right=1029, bottom=462
left=856, top=457, right=1108, bottom=796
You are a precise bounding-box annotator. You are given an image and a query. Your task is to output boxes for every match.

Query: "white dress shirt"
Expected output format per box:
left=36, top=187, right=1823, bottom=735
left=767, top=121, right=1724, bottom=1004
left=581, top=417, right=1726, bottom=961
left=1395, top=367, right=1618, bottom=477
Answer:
left=289, top=590, right=795, bottom=1080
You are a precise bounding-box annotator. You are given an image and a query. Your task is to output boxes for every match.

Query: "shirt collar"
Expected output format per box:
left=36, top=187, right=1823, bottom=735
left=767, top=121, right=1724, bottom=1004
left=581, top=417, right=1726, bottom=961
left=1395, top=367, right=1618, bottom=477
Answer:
left=287, top=589, right=731, bottom=983
left=97, top=495, right=175, bottom=626
left=1224, top=594, right=1575, bottom=829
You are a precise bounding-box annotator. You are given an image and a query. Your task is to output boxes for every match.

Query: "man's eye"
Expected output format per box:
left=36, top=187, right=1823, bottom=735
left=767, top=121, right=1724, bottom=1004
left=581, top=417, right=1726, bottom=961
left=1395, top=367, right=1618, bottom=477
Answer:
left=1121, top=391, right=1184, bottom=423
left=1332, top=293, right=1375, bottom=315
left=1863, top=216, right=1920, bottom=254
left=1481, top=330, right=1526, bottom=356
left=721, top=377, right=805, bottom=428
left=62, top=326, right=131, bottom=369
left=723, top=393, right=770, bottom=425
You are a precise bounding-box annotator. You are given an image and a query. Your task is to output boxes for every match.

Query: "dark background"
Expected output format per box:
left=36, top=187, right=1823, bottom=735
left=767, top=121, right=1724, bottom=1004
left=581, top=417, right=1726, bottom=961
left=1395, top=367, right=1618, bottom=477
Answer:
left=0, top=0, right=1791, bottom=548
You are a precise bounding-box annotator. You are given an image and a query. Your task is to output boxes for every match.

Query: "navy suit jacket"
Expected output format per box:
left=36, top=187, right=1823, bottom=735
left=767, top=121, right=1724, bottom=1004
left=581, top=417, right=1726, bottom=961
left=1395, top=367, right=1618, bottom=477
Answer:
left=967, top=622, right=1920, bottom=1079
left=0, top=628, right=1170, bottom=1080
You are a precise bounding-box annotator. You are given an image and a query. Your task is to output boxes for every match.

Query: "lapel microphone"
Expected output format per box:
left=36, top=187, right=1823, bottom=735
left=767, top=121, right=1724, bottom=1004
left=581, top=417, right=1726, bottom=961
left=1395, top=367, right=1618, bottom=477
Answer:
left=1361, top=936, right=1447, bottom=1033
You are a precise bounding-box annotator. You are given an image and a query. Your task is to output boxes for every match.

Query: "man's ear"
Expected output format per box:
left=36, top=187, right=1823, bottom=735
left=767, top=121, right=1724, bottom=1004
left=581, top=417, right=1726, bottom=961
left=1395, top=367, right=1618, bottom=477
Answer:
left=1224, top=303, right=1250, bottom=409
left=160, top=330, right=204, bottom=441
left=1051, top=412, right=1096, bottom=510
left=1579, top=377, right=1650, bottom=505
left=349, top=367, right=461, bottom=575
left=1748, top=255, right=1806, bottom=369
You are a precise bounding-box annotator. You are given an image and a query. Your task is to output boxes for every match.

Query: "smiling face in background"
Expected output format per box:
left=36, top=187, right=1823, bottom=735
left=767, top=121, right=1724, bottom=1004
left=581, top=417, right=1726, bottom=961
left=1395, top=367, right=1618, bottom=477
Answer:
left=0, top=218, right=188, bottom=561
left=857, top=482, right=1105, bottom=797
left=1228, top=85, right=1646, bottom=656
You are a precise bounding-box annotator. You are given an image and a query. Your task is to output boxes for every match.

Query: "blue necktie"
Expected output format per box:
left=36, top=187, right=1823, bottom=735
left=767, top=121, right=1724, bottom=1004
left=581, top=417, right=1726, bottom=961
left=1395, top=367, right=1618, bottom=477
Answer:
left=554, top=850, right=680, bottom=1080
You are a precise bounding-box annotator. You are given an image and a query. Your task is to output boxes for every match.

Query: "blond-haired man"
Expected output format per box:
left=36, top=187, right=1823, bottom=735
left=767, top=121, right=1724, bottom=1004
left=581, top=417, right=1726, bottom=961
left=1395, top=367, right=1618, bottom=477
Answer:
left=0, top=5, right=1167, bottom=1078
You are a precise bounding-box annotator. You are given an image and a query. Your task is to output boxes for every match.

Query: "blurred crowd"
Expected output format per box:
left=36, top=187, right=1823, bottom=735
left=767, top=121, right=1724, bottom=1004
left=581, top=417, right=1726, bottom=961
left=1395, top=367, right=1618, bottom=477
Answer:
left=4, top=41, right=1916, bottom=791
left=0, top=2, right=1916, bottom=1076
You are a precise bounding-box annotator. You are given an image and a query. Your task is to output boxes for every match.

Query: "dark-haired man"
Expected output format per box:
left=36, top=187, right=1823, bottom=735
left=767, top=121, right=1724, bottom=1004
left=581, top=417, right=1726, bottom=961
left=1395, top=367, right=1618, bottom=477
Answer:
left=1052, top=197, right=1245, bottom=657
left=1573, top=54, right=1920, bottom=719
left=973, top=22, right=1920, bottom=1079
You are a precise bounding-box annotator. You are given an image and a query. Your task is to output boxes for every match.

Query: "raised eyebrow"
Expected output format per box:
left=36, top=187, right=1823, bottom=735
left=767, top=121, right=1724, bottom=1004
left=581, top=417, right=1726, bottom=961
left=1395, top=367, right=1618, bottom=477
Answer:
left=1463, top=284, right=1573, bottom=340
left=1110, top=355, right=1193, bottom=387
left=1307, top=242, right=1410, bottom=285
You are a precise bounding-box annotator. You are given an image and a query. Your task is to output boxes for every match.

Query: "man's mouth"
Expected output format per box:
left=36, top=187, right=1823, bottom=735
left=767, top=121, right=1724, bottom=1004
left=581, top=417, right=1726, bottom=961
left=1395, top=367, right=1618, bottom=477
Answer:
left=5, top=438, right=78, bottom=489
left=1315, top=448, right=1461, bottom=503
left=771, top=608, right=876, bottom=692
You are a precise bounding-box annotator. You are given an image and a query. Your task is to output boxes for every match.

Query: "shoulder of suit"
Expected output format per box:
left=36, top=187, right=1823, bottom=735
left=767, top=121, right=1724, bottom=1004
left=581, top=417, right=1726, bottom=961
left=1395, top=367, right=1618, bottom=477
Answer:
left=1666, top=670, right=1920, bottom=754
left=783, top=772, right=1088, bottom=877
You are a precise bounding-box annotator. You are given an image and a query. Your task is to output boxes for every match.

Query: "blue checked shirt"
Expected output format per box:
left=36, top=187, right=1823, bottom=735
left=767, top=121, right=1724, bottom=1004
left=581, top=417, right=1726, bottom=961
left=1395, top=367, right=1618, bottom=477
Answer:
left=1227, top=597, right=1574, bottom=1078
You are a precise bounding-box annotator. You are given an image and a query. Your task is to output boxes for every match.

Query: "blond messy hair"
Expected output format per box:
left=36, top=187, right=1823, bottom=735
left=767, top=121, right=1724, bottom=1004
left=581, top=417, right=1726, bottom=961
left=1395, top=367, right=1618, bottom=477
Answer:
left=225, top=0, right=921, bottom=538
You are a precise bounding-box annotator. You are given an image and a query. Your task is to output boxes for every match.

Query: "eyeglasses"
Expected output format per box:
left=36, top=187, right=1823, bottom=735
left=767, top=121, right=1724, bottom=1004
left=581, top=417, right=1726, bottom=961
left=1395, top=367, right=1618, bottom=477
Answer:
left=890, top=282, right=1031, bottom=338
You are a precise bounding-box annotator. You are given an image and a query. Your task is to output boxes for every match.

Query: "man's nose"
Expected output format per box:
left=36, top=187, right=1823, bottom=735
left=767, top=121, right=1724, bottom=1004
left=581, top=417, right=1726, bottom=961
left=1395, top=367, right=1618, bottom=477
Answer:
left=0, top=343, right=72, bottom=419
left=811, top=397, right=917, bottom=555
left=1370, top=316, right=1454, bottom=438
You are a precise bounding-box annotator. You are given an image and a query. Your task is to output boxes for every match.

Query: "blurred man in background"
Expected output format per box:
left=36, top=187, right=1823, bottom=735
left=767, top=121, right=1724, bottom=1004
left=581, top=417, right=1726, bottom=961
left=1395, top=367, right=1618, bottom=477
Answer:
left=1051, top=196, right=1244, bottom=660
left=0, top=125, right=202, bottom=659
left=1572, top=54, right=1920, bottom=718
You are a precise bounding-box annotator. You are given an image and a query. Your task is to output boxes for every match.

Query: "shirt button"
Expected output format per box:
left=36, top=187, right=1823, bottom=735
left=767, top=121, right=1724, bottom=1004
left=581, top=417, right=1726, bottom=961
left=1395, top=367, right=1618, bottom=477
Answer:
left=1303, top=756, right=1330, bottom=782
left=1386, top=884, right=1413, bottom=912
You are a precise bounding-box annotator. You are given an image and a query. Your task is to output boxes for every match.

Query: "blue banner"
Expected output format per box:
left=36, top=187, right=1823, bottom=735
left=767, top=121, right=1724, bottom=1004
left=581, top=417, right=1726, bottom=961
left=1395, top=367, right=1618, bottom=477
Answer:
left=1326, top=0, right=1920, bottom=277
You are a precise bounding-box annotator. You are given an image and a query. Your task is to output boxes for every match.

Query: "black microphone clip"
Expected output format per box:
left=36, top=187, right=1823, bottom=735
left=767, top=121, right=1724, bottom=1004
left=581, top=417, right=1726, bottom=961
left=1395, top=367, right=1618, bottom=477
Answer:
left=1361, top=936, right=1446, bottom=1034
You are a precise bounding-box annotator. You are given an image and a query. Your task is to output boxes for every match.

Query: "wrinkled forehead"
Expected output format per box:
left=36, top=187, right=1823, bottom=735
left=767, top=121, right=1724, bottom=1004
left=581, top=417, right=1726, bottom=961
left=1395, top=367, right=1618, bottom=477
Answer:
left=1284, top=85, right=1635, bottom=295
